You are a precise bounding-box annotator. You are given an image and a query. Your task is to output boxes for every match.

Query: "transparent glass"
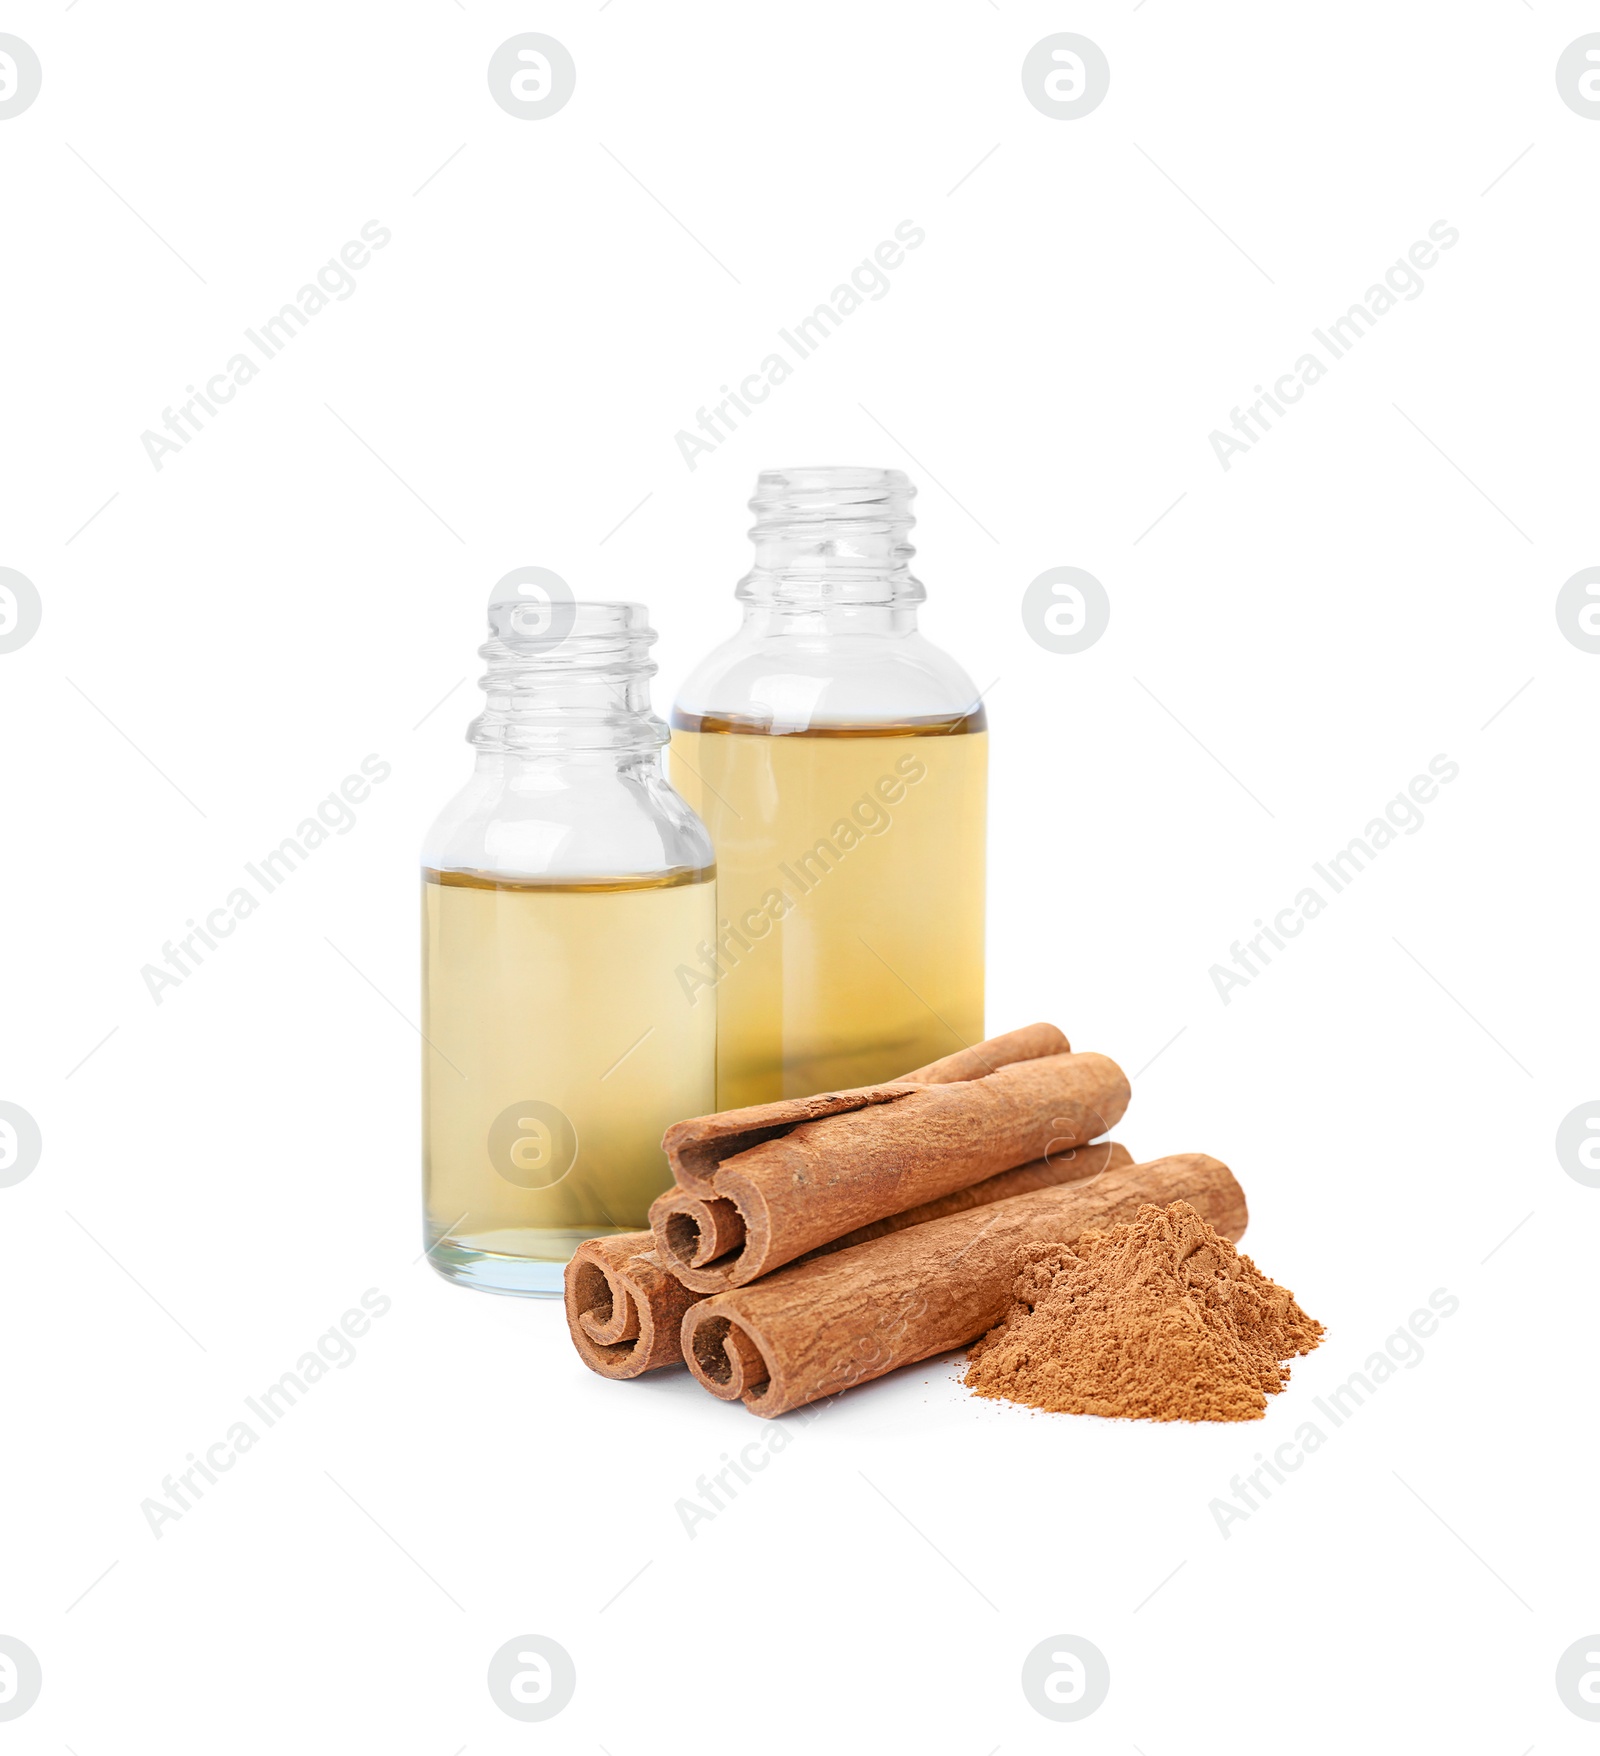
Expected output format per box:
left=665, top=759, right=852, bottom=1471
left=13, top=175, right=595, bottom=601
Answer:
left=422, top=596, right=715, bottom=1297
left=670, top=467, right=987, bottom=1108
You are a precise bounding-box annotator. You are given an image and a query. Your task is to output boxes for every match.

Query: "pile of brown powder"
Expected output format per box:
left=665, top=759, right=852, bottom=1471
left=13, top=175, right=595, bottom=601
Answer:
left=964, top=1200, right=1323, bottom=1422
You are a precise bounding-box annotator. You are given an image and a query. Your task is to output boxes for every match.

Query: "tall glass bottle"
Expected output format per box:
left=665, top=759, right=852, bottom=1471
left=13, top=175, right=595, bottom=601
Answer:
left=671, top=466, right=986, bottom=1109
left=422, top=590, right=715, bottom=1296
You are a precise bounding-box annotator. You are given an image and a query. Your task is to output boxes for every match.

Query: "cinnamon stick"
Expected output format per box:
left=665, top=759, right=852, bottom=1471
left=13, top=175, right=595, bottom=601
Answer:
left=898, top=1021, right=1071, bottom=1085
left=651, top=1048, right=1130, bottom=1292
left=679, top=1154, right=1247, bottom=1417
left=563, top=1233, right=701, bottom=1379
left=663, top=1022, right=1071, bottom=1196
left=564, top=1140, right=1133, bottom=1379
left=565, top=1027, right=1095, bottom=1382
left=798, top=1137, right=1132, bottom=1264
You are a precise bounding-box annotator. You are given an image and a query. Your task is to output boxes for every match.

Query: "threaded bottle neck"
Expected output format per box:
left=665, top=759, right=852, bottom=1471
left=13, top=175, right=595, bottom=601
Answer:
left=738, top=465, right=924, bottom=611
left=468, top=594, right=667, bottom=755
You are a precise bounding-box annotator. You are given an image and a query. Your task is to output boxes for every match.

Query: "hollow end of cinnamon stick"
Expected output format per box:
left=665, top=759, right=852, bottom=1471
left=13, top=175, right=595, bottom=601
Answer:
left=649, top=1186, right=762, bottom=1291
left=682, top=1305, right=774, bottom=1406
left=656, top=1189, right=746, bottom=1267
left=573, top=1253, right=640, bottom=1346
left=563, top=1234, right=702, bottom=1380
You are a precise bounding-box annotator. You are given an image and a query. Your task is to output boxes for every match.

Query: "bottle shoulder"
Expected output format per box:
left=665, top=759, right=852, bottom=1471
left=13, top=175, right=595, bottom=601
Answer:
left=674, top=625, right=982, bottom=729
left=421, top=758, right=713, bottom=881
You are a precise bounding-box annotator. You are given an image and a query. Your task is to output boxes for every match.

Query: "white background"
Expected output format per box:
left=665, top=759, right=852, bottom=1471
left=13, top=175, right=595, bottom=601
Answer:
left=2, top=2, right=1596, bottom=1750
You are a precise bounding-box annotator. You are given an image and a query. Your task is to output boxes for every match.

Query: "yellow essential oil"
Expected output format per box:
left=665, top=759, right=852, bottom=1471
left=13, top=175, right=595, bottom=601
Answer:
left=671, top=711, right=985, bottom=1106
left=422, top=866, right=716, bottom=1277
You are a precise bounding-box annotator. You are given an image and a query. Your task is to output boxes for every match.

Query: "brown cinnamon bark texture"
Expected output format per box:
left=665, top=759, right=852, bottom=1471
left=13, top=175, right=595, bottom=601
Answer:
left=651, top=1047, right=1130, bottom=1293
left=679, top=1154, right=1247, bottom=1417
left=662, top=1022, right=1071, bottom=1196
left=897, top=1021, right=1071, bottom=1085
left=564, top=1143, right=1133, bottom=1379
left=797, top=1138, right=1133, bottom=1264
left=564, top=1233, right=702, bottom=1379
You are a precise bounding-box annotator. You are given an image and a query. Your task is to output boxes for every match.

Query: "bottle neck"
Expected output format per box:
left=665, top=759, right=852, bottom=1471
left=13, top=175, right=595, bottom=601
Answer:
left=737, top=465, right=924, bottom=624
left=468, top=600, right=667, bottom=756
left=469, top=747, right=663, bottom=781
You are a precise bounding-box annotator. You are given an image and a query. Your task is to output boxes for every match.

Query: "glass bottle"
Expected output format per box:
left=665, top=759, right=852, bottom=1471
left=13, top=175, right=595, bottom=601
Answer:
left=671, top=466, right=986, bottom=1109
left=422, top=590, right=716, bottom=1297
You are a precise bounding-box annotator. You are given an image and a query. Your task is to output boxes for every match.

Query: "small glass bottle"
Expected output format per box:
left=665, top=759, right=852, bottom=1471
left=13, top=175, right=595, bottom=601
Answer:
left=422, top=590, right=715, bottom=1296
left=671, top=466, right=986, bottom=1109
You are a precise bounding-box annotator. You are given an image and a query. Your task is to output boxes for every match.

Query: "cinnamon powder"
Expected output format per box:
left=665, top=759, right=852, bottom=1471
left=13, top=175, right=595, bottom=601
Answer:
left=964, top=1200, right=1323, bottom=1422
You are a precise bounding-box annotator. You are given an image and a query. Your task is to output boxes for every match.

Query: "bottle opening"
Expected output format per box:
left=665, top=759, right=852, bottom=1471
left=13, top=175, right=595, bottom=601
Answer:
left=743, top=465, right=921, bottom=606
left=470, top=591, right=665, bottom=753
left=750, top=465, right=915, bottom=531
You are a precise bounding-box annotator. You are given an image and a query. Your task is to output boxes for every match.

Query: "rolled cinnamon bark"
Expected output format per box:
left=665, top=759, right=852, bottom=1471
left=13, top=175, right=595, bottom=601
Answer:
left=680, top=1154, right=1247, bottom=1417
left=898, top=1021, right=1071, bottom=1085
left=563, top=1233, right=701, bottom=1379
left=798, top=1137, right=1133, bottom=1264
left=564, top=1141, right=1133, bottom=1379
left=651, top=1049, right=1131, bottom=1293
left=663, top=1022, right=1071, bottom=1196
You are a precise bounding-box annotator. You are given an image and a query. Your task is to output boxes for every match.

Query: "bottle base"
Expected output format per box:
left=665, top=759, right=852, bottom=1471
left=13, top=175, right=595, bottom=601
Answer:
left=423, top=1227, right=637, bottom=1298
